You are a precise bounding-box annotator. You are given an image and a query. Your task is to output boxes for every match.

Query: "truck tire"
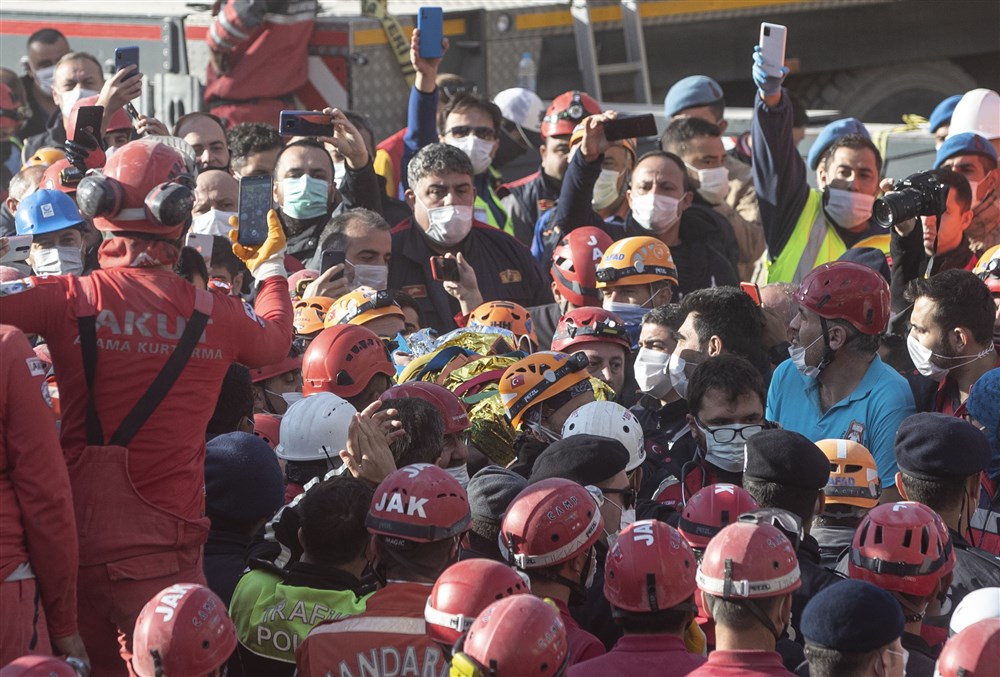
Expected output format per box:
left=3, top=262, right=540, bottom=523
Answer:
left=791, top=60, right=977, bottom=123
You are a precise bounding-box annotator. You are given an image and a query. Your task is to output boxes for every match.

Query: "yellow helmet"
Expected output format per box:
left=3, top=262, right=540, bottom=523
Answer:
left=815, top=439, right=881, bottom=509
left=595, top=236, right=677, bottom=287
left=24, top=147, right=66, bottom=167
left=499, top=351, right=591, bottom=429
left=974, top=244, right=1000, bottom=293
left=324, top=287, right=405, bottom=327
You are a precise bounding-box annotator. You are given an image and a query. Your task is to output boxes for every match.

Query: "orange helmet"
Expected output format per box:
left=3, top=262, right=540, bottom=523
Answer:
left=468, top=301, right=538, bottom=349
left=324, top=287, right=405, bottom=328
left=294, top=296, right=336, bottom=335
left=25, top=147, right=65, bottom=168
left=974, top=244, right=1000, bottom=293
left=596, top=236, right=678, bottom=288
left=499, top=351, right=592, bottom=429
left=815, top=439, right=882, bottom=509
left=543, top=90, right=602, bottom=138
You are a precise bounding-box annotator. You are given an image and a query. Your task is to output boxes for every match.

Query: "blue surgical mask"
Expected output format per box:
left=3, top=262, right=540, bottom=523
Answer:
left=281, top=175, right=330, bottom=219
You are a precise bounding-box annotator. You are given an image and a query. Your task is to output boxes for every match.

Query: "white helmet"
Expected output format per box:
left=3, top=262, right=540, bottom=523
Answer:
left=275, top=392, right=356, bottom=463
left=493, top=87, right=544, bottom=134
left=561, top=401, right=645, bottom=472
left=950, top=587, right=1000, bottom=636
left=949, top=88, right=1000, bottom=140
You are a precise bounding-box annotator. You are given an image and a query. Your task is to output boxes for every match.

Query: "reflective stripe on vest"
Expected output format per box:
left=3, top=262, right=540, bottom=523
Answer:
left=767, top=189, right=847, bottom=284
left=474, top=185, right=514, bottom=236
left=308, top=615, right=427, bottom=636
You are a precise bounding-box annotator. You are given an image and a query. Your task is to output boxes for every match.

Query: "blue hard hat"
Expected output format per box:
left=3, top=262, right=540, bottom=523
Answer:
left=807, top=117, right=870, bottom=170
left=934, top=131, right=998, bottom=169
left=663, top=75, right=724, bottom=119
left=14, top=188, right=84, bottom=235
left=14, top=188, right=85, bottom=236
left=928, top=94, right=962, bottom=133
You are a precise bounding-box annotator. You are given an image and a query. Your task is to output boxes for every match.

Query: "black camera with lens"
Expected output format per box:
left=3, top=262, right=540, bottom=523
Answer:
left=872, top=171, right=949, bottom=229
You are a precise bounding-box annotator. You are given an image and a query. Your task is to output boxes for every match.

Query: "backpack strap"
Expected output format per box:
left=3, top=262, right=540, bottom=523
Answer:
left=75, top=276, right=105, bottom=445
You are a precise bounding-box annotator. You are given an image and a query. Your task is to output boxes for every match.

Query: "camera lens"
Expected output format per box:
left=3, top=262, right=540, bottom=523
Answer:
left=872, top=188, right=924, bottom=229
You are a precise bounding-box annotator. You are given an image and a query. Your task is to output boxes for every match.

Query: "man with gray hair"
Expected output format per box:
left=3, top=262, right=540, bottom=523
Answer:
left=388, top=143, right=551, bottom=331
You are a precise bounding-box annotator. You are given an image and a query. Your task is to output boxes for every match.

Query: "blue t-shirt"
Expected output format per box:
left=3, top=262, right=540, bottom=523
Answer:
left=766, top=355, right=916, bottom=486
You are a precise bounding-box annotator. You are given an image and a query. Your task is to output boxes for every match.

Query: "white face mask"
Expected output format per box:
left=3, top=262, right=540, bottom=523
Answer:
left=968, top=180, right=982, bottom=204
left=348, top=261, right=388, bottom=291
left=334, top=161, right=347, bottom=187
left=592, top=169, right=623, bottom=210
left=634, top=348, right=673, bottom=398
left=31, top=246, right=84, bottom=276
left=906, top=333, right=995, bottom=382
left=58, top=87, right=101, bottom=119
left=824, top=188, right=875, bottom=230
left=631, top=193, right=681, bottom=233
left=687, top=164, right=730, bottom=205
left=445, top=464, right=471, bottom=490
left=419, top=198, right=474, bottom=246
left=789, top=333, right=825, bottom=379
left=446, top=136, right=495, bottom=175
left=190, top=209, right=236, bottom=237
left=33, top=64, right=56, bottom=96
left=668, top=350, right=691, bottom=400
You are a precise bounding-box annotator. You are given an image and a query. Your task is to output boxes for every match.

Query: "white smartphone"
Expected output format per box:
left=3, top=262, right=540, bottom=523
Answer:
left=1, top=235, right=32, bottom=262
left=184, top=232, right=214, bottom=263
left=758, top=22, right=787, bottom=78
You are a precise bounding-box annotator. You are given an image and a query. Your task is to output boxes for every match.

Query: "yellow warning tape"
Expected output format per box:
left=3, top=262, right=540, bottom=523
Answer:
left=360, top=0, right=415, bottom=87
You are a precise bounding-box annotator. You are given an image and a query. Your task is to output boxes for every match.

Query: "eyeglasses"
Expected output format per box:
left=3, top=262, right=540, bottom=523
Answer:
left=445, top=125, right=497, bottom=141
left=696, top=420, right=764, bottom=444
left=585, top=485, right=636, bottom=511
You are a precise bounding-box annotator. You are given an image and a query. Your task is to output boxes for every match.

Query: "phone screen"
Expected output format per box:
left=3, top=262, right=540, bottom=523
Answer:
left=238, top=176, right=273, bottom=247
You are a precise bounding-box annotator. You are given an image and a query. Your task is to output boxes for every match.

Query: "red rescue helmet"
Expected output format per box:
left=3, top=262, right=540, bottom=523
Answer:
left=302, top=324, right=394, bottom=398
left=935, top=618, right=1000, bottom=677
left=131, top=583, right=236, bottom=677
left=250, top=350, right=302, bottom=384
left=367, top=463, right=471, bottom=543
left=288, top=268, right=320, bottom=300
left=41, top=159, right=77, bottom=195
left=76, top=138, right=195, bottom=240
left=0, top=657, right=79, bottom=677
left=849, top=501, right=955, bottom=597
left=380, top=381, right=470, bottom=436
left=550, top=226, right=614, bottom=307
left=253, top=413, right=282, bottom=450
left=550, top=306, right=629, bottom=353
left=795, top=261, right=891, bottom=335
left=454, top=595, right=568, bottom=677
left=697, top=521, right=802, bottom=599
left=543, top=90, right=602, bottom=138
left=605, top=520, right=697, bottom=613
left=425, top=559, right=530, bottom=646
left=501, top=478, right=603, bottom=570
left=678, top=484, right=761, bottom=551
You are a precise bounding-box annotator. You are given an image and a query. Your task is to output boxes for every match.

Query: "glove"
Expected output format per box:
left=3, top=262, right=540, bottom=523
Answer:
left=229, top=209, right=288, bottom=282
left=684, top=618, right=707, bottom=656
left=752, top=45, right=789, bottom=98
left=64, top=130, right=106, bottom=171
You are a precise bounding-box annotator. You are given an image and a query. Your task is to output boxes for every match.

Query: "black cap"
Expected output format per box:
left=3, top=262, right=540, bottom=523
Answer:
left=744, top=429, right=830, bottom=490
left=801, top=579, right=905, bottom=652
left=896, top=412, right=992, bottom=481
left=528, top=434, right=629, bottom=487
left=468, top=466, right=528, bottom=523
left=839, top=247, right=890, bottom=285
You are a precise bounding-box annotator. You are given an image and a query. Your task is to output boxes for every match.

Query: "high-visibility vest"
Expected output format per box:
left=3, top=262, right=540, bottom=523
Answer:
left=767, top=188, right=847, bottom=284
left=473, top=183, right=514, bottom=237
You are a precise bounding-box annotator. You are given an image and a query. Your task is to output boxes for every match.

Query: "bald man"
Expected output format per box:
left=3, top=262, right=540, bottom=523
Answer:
left=190, top=169, right=239, bottom=237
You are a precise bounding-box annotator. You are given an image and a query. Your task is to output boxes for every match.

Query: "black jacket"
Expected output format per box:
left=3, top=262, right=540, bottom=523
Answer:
left=22, top=109, right=66, bottom=162
left=924, top=529, right=1000, bottom=634
left=499, top=167, right=562, bottom=246
left=204, top=529, right=253, bottom=608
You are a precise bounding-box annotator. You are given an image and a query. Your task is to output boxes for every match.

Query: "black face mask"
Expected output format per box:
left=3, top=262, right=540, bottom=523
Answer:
left=492, top=122, right=540, bottom=169
left=279, top=208, right=331, bottom=236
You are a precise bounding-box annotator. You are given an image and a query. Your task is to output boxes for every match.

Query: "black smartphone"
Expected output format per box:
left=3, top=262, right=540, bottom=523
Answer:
left=417, top=7, right=444, bottom=59
left=604, top=114, right=658, bottom=141
left=279, top=110, right=334, bottom=137
left=114, top=46, right=140, bottom=80
left=71, top=105, right=104, bottom=142
left=237, top=175, right=273, bottom=247
left=321, top=249, right=346, bottom=280
left=430, top=256, right=460, bottom=282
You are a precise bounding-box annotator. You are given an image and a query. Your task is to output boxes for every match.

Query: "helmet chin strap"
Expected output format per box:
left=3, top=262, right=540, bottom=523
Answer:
left=815, top=317, right=837, bottom=374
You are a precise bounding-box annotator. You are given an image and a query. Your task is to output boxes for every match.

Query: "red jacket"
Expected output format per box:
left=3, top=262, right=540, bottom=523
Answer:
left=569, top=634, right=705, bottom=677
left=0, top=269, right=292, bottom=523
left=0, top=325, right=78, bottom=639
left=296, top=581, right=446, bottom=677
left=687, top=650, right=795, bottom=676
left=553, top=598, right=606, bottom=666
left=205, top=0, right=317, bottom=103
